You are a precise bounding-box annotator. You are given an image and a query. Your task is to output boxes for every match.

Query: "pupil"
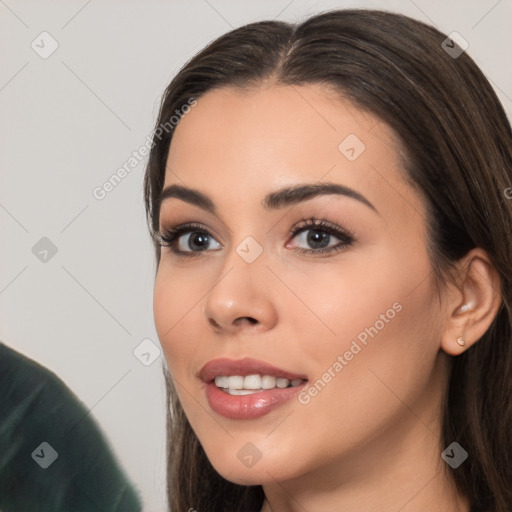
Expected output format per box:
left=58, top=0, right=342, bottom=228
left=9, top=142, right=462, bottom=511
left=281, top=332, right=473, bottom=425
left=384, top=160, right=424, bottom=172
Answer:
left=190, top=233, right=209, bottom=250
left=308, top=229, right=329, bottom=249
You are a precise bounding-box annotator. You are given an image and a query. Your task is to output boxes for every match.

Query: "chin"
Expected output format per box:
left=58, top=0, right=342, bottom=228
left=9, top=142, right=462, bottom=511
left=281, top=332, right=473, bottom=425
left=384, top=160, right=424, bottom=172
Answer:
left=203, top=446, right=302, bottom=486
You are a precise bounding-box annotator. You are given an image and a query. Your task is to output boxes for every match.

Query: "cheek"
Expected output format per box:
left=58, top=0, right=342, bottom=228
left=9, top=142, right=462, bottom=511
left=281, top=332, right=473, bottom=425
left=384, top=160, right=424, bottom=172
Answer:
left=297, top=280, right=441, bottom=452
left=286, top=243, right=428, bottom=365
left=287, top=245, right=441, bottom=436
left=153, top=264, right=204, bottom=373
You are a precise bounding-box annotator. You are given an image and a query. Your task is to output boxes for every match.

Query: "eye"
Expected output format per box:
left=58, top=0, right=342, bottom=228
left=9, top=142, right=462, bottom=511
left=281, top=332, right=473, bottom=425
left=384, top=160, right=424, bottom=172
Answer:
left=157, top=217, right=355, bottom=258
left=287, top=217, right=355, bottom=255
left=157, top=223, right=221, bottom=256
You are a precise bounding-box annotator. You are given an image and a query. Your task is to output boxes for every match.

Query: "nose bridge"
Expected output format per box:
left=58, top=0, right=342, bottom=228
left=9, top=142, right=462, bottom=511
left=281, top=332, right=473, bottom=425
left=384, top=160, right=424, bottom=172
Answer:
left=213, top=232, right=266, bottom=303
left=218, top=210, right=268, bottom=273
left=202, top=230, right=276, bottom=331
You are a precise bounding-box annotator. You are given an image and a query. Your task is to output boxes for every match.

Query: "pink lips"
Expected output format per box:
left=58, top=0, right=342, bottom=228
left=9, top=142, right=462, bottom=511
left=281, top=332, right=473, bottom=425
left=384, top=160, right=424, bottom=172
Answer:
left=199, top=357, right=308, bottom=420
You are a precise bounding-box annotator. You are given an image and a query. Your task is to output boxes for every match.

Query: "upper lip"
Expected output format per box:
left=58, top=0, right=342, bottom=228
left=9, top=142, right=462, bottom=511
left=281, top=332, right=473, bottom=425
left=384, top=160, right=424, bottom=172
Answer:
left=199, top=357, right=308, bottom=383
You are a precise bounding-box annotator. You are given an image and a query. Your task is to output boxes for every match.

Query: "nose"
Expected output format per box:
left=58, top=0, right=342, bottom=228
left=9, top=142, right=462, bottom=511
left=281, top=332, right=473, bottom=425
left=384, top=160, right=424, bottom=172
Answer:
left=202, top=256, right=278, bottom=335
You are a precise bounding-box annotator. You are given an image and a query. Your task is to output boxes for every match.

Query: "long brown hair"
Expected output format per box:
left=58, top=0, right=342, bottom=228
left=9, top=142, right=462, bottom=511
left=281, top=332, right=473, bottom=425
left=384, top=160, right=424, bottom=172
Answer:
left=143, top=9, right=512, bottom=512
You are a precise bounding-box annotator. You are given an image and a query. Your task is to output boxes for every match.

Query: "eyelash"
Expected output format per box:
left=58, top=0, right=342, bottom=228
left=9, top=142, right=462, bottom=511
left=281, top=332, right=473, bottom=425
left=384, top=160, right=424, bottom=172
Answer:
left=288, top=217, right=356, bottom=255
left=157, top=217, right=356, bottom=258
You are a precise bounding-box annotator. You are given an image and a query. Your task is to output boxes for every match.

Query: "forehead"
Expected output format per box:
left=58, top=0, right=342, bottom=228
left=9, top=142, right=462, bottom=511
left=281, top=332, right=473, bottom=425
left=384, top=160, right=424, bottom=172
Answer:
left=168, top=83, right=385, bottom=170
left=163, top=84, right=425, bottom=223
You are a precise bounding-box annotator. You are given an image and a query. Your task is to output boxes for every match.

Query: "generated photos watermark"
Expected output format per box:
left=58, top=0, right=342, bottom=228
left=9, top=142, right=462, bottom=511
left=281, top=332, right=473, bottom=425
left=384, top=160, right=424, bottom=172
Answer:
left=92, top=98, right=197, bottom=201
left=298, top=301, right=403, bottom=405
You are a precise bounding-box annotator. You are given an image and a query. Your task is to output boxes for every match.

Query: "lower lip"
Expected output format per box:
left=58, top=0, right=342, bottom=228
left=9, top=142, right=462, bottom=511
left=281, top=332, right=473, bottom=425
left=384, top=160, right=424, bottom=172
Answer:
left=204, top=381, right=307, bottom=420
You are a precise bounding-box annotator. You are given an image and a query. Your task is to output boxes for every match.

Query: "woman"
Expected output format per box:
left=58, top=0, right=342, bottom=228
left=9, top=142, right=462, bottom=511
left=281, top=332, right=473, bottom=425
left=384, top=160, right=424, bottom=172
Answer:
left=143, top=9, right=512, bottom=512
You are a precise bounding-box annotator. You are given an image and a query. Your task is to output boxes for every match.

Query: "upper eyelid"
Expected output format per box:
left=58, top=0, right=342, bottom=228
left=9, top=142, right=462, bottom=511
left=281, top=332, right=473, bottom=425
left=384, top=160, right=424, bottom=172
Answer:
left=160, top=219, right=346, bottom=236
left=290, top=218, right=353, bottom=234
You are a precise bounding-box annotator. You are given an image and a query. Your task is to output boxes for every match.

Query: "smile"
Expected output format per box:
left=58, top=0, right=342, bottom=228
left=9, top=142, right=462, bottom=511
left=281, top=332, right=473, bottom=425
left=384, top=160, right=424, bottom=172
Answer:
left=199, top=357, right=308, bottom=419
left=214, top=374, right=305, bottom=395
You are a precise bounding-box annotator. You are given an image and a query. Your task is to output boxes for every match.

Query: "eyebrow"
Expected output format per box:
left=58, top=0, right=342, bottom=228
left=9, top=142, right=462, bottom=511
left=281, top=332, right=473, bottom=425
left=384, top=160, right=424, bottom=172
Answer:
left=158, top=182, right=378, bottom=215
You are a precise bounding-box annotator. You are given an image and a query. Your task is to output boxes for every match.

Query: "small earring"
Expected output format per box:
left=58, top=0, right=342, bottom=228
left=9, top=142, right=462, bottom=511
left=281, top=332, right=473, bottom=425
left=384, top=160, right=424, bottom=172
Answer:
left=456, top=336, right=465, bottom=346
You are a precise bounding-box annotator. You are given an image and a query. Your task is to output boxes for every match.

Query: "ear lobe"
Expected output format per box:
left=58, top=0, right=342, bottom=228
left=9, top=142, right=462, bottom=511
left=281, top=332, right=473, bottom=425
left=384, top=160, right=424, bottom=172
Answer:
left=440, top=248, right=502, bottom=356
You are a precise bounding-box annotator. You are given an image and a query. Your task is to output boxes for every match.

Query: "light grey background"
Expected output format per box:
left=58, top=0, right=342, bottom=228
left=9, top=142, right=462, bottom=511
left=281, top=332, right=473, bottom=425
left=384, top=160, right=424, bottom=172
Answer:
left=1, top=0, right=511, bottom=510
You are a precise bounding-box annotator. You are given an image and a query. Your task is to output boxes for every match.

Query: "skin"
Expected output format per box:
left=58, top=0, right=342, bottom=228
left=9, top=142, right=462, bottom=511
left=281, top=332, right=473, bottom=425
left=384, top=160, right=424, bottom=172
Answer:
left=153, top=83, right=501, bottom=512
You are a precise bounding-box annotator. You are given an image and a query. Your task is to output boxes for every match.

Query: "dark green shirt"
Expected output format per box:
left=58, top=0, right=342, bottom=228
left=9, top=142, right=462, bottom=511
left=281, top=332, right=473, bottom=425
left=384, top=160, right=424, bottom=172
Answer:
left=0, top=342, right=142, bottom=511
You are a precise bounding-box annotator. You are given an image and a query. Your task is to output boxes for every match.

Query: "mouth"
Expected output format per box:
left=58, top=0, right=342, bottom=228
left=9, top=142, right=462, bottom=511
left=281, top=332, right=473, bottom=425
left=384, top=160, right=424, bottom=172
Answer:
left=199, top=357, right=308, bottom=420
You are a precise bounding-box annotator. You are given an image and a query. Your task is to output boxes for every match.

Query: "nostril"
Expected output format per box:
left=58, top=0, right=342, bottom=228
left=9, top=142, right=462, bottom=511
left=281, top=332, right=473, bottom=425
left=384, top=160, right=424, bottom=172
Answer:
left=235, top=317, right=258, bottom=326
left=208, top=316, right=259, bottom=329
left=208, top=318, right=221, bottom=329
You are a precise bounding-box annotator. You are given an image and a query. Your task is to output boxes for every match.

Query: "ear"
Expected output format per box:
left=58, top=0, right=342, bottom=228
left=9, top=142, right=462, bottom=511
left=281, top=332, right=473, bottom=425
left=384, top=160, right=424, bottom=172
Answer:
left=440, top=248, right=502, bottom=356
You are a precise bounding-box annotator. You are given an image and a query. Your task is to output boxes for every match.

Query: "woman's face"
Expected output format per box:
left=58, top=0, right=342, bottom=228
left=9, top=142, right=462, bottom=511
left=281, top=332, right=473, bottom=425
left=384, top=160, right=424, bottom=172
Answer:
left=154, top=84, right=449, bottom=486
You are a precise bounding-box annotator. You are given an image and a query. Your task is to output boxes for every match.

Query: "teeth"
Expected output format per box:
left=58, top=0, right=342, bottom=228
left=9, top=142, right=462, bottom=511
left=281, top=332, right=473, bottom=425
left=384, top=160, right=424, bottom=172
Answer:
left=276, top=378, right=289, bottom=388
left=243, top=374, right=261, bottom=389
left=214, top=374, right=305, bottom=393
left=214, top=376, right=229, bottom=388
left=227, top=376, right=244, bottom=389
left=227, top=389, right=262, bottom=396
left=261, top=375, right=276, bottom=389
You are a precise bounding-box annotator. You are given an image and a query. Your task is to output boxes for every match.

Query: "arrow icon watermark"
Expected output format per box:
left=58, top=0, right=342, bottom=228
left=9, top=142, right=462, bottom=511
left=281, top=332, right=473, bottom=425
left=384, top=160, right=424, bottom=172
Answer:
left=133, top=338, right=161, bottom=367
left=236, top=236, right=263, bottom=263
left=31, top=442, right=58, bottom=469
left=32, top=237, right=58, bottom=263
left=441, top=441, right=468, bottom=468
left=339, top=134, right=366, bottom=161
